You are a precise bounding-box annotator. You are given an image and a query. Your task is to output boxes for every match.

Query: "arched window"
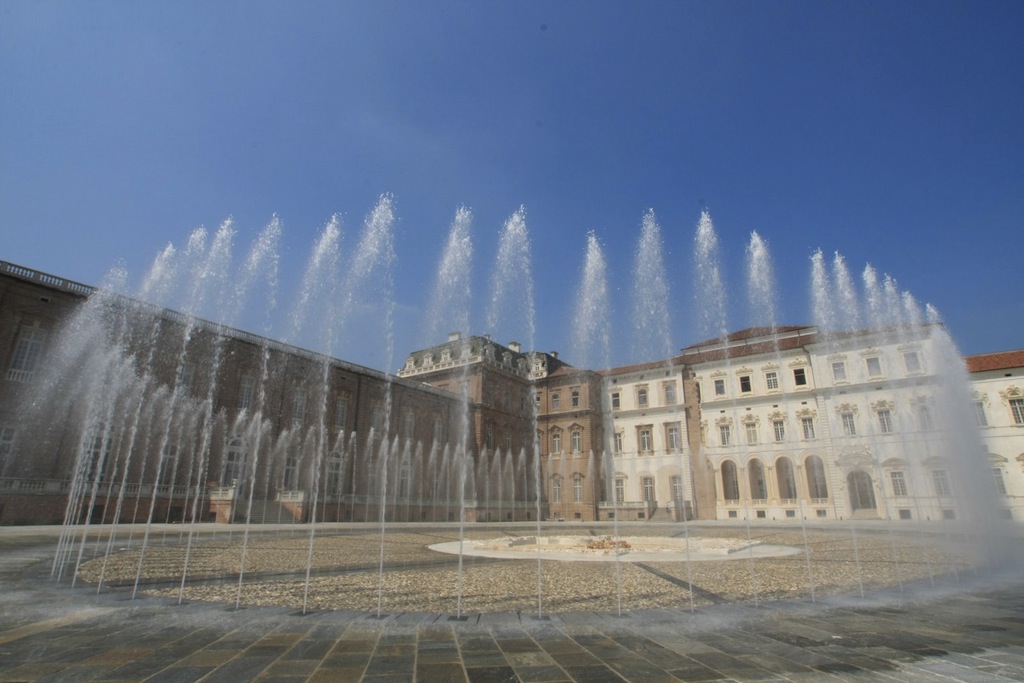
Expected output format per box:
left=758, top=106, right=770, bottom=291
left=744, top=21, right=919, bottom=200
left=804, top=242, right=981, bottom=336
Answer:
left=776, top=457, right=797, bottom=500
left=805, top=455, right=828, bottom=499
left=748, top=458, right=767, bottom=500
left=721, top=461, right=740, bottom=501
left=552, top=476, right=562, bottom=503
left=847, top=470, right=876, bottom=511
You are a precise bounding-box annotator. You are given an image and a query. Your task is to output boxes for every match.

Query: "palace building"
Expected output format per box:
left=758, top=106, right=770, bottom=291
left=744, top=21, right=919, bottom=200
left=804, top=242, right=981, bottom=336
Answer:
left=1, top=260, right=1021, bottom=526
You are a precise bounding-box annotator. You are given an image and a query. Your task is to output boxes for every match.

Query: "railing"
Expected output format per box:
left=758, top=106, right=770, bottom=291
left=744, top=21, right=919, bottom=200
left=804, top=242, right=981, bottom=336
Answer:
left=5, top=368, right=35, bottom=383
left=0, top=478, right=194, bottom=497
left=597, top=501, right=648, bottom=509
left=1, top=261, right=95, bottom=296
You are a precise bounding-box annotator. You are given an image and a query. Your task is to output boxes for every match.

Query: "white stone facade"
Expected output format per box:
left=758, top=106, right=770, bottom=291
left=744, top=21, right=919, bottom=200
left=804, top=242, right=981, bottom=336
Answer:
left=601, top=362, right=693, bottom=521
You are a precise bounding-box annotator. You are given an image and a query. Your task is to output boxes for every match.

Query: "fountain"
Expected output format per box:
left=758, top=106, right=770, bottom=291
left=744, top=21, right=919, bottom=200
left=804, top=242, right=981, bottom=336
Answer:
left=0, top=199, right=1014, bottom=621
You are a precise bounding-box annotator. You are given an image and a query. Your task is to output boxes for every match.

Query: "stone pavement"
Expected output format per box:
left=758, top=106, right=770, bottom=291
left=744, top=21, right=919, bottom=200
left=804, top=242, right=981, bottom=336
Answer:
left=2, top=528, right=1024, bottom=682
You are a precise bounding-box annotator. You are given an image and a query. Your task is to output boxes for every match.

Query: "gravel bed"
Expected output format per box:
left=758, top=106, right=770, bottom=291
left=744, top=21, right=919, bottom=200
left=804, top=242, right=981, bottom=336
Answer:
left=76, top=526, right=976, bottom=614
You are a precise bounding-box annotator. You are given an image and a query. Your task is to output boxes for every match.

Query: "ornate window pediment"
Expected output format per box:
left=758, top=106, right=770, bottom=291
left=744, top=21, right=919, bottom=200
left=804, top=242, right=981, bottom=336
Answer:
left=741, top=414, right=760, bottom=426
left=836, top=446, right=873, bottom=470
left=881, top=457, right=907, bottom=469
left=870, top=399, right=894, bottom=413
left=715, top=415, right=733, bottom=427
left=768, top=410, right=786, bottom=422
left=734, top=366, right=753, bottom=376
left=999, top=385, right=1022, bottom=401
left=987, top=452, right=1008, bottom=465
left=836, top=402, right=859, bottom=415
left=795, top=407, right=816, bottom=419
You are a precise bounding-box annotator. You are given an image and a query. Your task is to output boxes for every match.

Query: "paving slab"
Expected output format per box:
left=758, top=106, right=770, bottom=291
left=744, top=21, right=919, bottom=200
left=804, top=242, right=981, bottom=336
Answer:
left=3, top=527, right=1024, bottom=682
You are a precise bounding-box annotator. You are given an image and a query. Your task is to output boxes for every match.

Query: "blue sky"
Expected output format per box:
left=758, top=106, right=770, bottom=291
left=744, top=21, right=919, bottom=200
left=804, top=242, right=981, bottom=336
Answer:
left=2, top=1, right=1022, bottom=370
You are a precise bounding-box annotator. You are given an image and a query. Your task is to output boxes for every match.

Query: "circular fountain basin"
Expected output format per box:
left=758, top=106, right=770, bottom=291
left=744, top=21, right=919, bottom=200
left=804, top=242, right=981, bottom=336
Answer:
left=429, top=535, right=803, bottom=562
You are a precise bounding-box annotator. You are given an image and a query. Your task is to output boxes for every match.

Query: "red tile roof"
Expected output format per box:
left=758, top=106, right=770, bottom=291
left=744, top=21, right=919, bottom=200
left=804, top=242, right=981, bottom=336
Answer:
left=965, top=350, right=1024, bottom=373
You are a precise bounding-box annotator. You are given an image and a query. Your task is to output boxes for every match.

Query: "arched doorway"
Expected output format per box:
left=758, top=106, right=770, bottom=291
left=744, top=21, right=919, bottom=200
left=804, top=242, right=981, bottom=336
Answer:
left=847, top=470, right=876, bottom=512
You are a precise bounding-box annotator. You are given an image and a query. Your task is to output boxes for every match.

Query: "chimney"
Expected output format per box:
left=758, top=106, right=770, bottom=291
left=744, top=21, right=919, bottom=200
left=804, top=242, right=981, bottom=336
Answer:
left=448, top=331, right=462, bottom=342
left=508, top=341, right=521, bottom=353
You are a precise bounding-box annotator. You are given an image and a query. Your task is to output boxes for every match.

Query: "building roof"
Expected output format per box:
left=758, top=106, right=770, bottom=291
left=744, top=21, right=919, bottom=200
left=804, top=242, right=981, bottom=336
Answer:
left=965, top=350, right=1024, bottom=373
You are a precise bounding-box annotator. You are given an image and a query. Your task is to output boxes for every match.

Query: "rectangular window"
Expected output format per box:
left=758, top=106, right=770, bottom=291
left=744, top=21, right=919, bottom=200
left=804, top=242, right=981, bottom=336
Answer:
left=739, top=375, right=752, bottom=393
left=714, top=379, right=726, bottom=396
left=932, top=469, right=952, bottom=496
left=615, top=478, right=625, bottom=503
left=552, top=478, right=561, bottom=502
left=993, top=468, right=1007, bottom=495
left=611, top=392, right=620, bottom=409
left=639, top=428, right=652, bottom=452
left=890, top=471, right=908, bottom=497
left=878, top=409, right=893, bottom=434
left=334, top=394, right=349, bottom=428
left=551, top=393, right=560, bottom=410
left=398, top=464, right=411, bottom=498
left=403, top=409, right=415, bottom=440
left=831, top=361, right=847, bottom=382
left=801, top=417, right=815, bottom=440
left=667, top=424, right=680, bottom=450
left=326, top=455, right=343, bottom=497
left=917, top=405, right=934, bottom=431
left=793, top=368, right=807, bottom=386
left=571, top=389, right=580, bottom=408
left=866, top=357, right=882, bottom=377
left=573, top=477, right=583, bottom=502
left=642, top=476, right=655, bottom=503
left=371, top=401, right=385, bottom=434
left=292, top=392, right=307, bottom=422
left=1011, top=398, right=1024, bottom=425
left=6, top=325, right=47, bottom=382
left=238, top=376, right=255, bottom=410
left=614, top=432, right=623, bottom=454
left=773, top=419, right=785, bottom=442
left=551, top=432, right=561, bottom=454
left=719, top=424, right=731, bottom=446
left=841, top=413, right=857, bottom=436
left=283, top=456, right=298, bottom=489
left=637, top=387, right=648, bottom=407
left=664, top=383, right=677, bottom=404
left=904, top=351, right=922, bottom=374
left=974, top=401, right=988, bottom=427
left=0, top=426, right=15, bottom=465
left=671, top=475, right=684, bottom=504
left=765, top=371, right=778, bottom=390
left=176, top=363, right=195, bottom=393
left=745, top=422, right=758, bottom=445
left=571, top=431, right=582, bottom=454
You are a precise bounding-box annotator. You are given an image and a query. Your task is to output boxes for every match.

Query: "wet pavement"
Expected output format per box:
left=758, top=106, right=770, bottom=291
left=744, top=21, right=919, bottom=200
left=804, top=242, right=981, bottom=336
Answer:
left=2, top=526, right=1023, bottom=682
